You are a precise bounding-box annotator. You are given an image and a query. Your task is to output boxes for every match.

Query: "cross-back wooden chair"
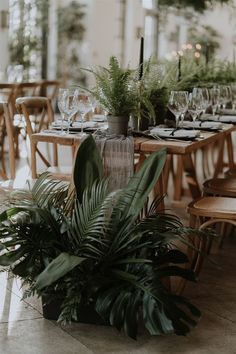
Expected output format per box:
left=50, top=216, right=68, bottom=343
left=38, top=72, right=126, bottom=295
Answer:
left=38, top=80, right=60, bottom=100
left=0, top=84, right=19, bottom=158
left=14, top=82, right=40, bottom=100
left=15, top=96, right=71, bottom=180
left=0, top=102, right=15, bottom=180
left=176, top=195, right=236, bottom=295
left=0, top=84, right=16, bottom=116
left=37, top=80, right=61, bottom=112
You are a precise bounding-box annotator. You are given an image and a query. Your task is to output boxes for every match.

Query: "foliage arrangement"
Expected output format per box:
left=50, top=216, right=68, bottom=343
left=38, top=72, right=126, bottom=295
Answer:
left=84, top=56, right=138, bottom=117
left=159, top=0, right=232, bottom=12
left=0, top=135, right=203, bottom=339
left=149, top=54, right=236, bottom=96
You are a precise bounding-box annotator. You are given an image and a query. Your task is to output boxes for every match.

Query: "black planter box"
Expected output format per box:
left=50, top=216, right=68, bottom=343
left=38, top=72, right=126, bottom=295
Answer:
left=42, top=295, right=108, bottom=325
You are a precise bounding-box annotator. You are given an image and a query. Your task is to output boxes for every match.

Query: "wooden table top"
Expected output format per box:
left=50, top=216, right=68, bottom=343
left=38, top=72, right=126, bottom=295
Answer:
left=31, top=123, right=235, bottom=155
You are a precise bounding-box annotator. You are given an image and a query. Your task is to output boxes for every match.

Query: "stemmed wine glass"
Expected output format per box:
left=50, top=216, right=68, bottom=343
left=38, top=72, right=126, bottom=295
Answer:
left=219, top=85, right=231, bottom=110
left=200, top=87, right=210, bottom=114
left=57, top=88, right=68, bottom=135
left=57, top=87, right=80, bottom=134
left=210, top=87, right=220, bottom=116
left=63, top=87, right=80, bottom=134
left=231, top=83, right=236, bottom=110
left=77, top=92, right=93, bottom=136
left=167, top=91, right=188, bottom=129
left=188, top=88, right=204, bottom=128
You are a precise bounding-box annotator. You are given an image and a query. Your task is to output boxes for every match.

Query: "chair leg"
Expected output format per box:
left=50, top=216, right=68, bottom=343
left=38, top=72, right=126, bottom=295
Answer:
left=175, top=213, right=197, bottom=295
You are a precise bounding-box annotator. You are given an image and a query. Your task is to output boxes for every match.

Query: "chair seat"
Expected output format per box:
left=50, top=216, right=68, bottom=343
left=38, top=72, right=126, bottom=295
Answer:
left=203, top=177, right=236, bottom=197
left=224, top=167, right=236, bottom=178
left=46, top=166, right=72, bottom=181
left=187, top=196, right=236, bottom=219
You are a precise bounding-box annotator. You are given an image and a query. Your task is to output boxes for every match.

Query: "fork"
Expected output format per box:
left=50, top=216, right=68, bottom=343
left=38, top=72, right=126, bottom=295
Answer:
left=151, top=134, right=192, bottom=143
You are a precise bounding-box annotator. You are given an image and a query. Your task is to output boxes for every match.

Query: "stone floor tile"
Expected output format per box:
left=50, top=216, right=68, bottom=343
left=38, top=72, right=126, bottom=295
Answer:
left=0, top=288, right=42, bottom=323
left=0, top=319, right=93, bottom=354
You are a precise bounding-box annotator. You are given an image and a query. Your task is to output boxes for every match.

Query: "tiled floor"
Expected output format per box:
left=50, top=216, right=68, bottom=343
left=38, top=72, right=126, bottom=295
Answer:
left=1, top=138, right=236, bottom=353
left=1, top=234, right=236, bottom=354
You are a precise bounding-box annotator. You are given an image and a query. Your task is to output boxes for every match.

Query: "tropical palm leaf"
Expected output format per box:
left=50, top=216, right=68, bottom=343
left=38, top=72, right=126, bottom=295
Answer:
left=73, top=134, right=103, bottom=202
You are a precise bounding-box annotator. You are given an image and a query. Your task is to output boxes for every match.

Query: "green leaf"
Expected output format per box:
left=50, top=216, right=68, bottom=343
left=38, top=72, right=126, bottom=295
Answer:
left=124, top=291, right=141, bottom=339
left=0, top=248, right=26, bottom=266
left=157, top=266, right=197, bottom=282
left=115, top=148, right=166, bottom=221
left=73, top=135, right=104, bottom=202
left=34, top=253, right=86, bottom=290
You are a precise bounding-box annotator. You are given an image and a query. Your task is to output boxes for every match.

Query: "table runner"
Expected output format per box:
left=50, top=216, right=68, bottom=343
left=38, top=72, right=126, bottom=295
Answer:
left=94, top=132, right=134, bottom=191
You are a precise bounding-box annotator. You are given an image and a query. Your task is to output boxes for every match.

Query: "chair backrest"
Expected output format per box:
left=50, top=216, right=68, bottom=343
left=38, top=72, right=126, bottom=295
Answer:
left=38, top=80, right=61, bottom=100
left=0, top=101, right=15, bottom=179
left=0, top=84, right=16, bottom=116
left=15, top=96, right=54, bottom=137
left=14, top=82, right=40, bottom=99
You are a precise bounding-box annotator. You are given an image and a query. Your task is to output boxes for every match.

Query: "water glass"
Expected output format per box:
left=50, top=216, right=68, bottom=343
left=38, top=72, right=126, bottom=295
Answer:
left=77, top=92, right=92, bottom=136
left=167, top=91, right=188, bottom=129
left=188, top=88, right=204, bottom=126
left=210, top=88, right=220, bottom=115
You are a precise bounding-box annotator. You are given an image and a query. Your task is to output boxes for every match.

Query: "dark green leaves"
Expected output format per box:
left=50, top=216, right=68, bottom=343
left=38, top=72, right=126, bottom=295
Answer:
left=73, top=135, right=103, bottom=203
left=115, top=147, right=167, bottom=221
left=34, top=253, right=86, bottom=290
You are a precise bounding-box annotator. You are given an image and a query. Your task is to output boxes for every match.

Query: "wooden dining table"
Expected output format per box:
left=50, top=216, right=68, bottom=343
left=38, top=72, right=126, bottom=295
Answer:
left=30, top=123, right=236, bottom=201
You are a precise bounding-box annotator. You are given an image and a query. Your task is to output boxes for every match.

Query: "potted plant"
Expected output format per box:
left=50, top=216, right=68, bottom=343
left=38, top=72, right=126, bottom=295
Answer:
left=83, top=56, right=137, bottom=135
left=0, top=135, right=203, bottom=339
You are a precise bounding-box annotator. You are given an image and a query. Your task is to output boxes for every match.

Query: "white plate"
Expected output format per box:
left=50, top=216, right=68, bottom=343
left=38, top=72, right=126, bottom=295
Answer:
left=200, top=114, right=236, bottom=123
left=52, top=121, right=98, bottom=131
left=218, top=109, right=236, bottom=116
left=92, top=114, right=106, bottom=122
left=219, top=115, right=236, bottom=123
left=150, top=128, right=200, bottom=139
left=182, top=121, right=223, bottom=130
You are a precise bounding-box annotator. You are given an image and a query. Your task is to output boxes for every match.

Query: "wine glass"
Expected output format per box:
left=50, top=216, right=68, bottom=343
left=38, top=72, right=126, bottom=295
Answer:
left=57, top=88, right=69, bottom=135
left=219, top=85, right=231, bottom=110
left=200, top=87, right=210, bottom=114
left=77, top=92, right=92, bottom=136
left=62, top=87, right=80, bottom=134
left=210, top=87, right=220, bottom=115
left=167, top=91, right=188, bottom=129
left=188, top=89, right=204, bottom=128
left=231, top=83, right=236, bottom=110
left=90, top=95, right=98, bottom=114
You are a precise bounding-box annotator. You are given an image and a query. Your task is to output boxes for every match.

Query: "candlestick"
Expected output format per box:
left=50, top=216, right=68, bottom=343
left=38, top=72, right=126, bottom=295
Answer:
left=205, top=43, right=209, bottom=66
left=177, top=54, right=181, bottom=82
left=139, top=36, right=144, bottom=80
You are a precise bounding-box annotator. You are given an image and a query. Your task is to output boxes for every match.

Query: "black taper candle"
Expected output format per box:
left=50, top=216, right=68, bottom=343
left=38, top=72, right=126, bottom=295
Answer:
left=205, top=43, right=209, bottom=66
left=139, top=36, right=144, bottom=80
left=177, top=54, right=181, bottom=82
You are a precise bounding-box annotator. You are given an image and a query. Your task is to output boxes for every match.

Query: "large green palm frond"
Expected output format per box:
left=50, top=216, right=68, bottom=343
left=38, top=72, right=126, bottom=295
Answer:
left=96, top=263, right=200, bottom=339
left=69, top=179, right=120, bottom=259
left=9, top=173, right=69, bottom=210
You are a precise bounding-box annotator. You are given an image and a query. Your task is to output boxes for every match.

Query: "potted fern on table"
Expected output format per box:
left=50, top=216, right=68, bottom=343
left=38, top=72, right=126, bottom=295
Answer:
left=83, top=56, right=135, bottom=135
left=0, top=135, right=203, bottom=339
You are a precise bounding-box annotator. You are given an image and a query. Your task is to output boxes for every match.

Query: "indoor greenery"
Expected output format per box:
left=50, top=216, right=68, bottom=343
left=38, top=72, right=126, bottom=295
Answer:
left=83, top=56, right=137, bottom=117
left=158, top=0, right=232, bottom=12
left=0, top=135, right=204, bottom=339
